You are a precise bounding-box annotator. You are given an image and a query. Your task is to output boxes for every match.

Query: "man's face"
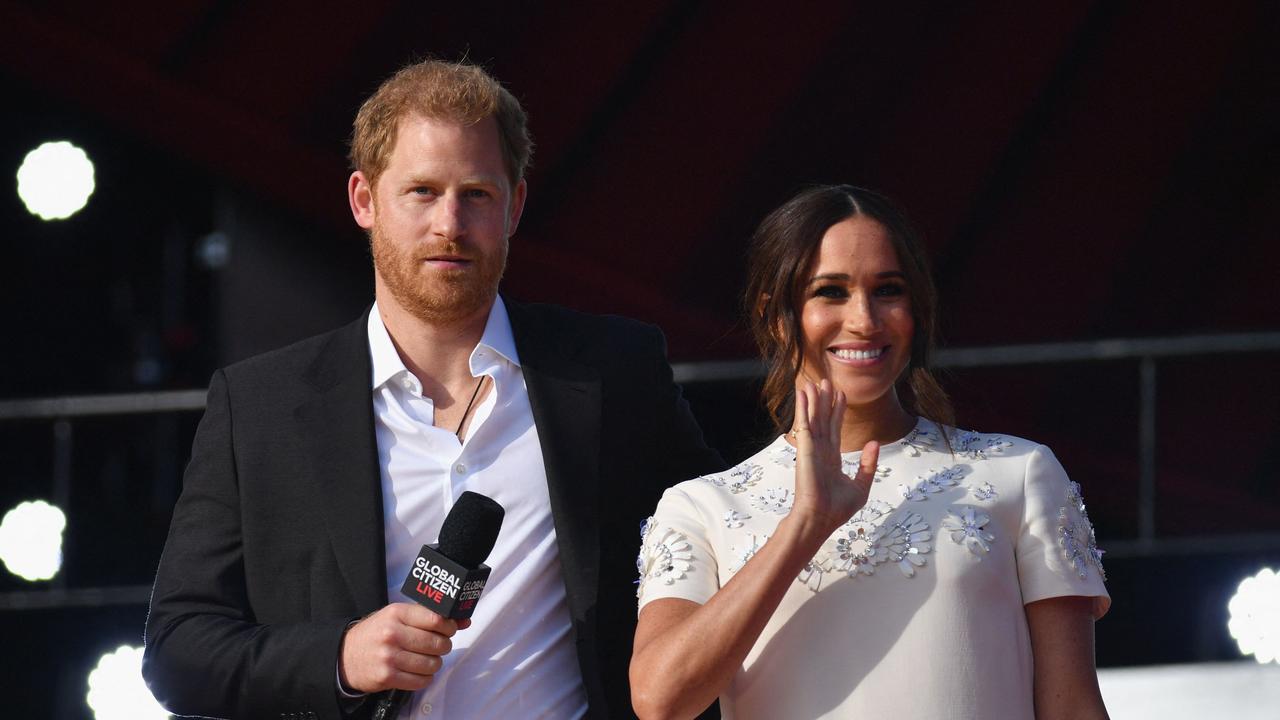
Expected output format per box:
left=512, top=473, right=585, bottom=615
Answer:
left=350, top=114, right=526, bottom=325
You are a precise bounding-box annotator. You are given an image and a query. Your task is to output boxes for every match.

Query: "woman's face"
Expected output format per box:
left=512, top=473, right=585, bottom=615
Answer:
left=797, top=215, right=914, bottom=411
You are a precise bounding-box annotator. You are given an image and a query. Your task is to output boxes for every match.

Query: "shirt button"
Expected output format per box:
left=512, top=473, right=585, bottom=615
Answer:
left=454, top=462, right=466, bottom=474
left=421, top=702, right=433, bottom=715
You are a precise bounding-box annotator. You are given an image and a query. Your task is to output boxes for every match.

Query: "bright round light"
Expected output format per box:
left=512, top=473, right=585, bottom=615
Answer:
left=86, top=645, right=170, bottom=720
left=1228, top=567, right=1280, bottom=664
left=16, top=140, right=96, bottom=220
left=0, top=500, right=66, bottom=581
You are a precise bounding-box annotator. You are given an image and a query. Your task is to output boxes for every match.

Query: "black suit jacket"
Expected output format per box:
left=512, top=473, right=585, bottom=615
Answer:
left=143, top=299, right=724, bottom=719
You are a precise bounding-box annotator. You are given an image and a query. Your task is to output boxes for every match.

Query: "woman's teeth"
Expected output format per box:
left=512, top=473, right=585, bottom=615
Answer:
left=831, top=347, right=886, bottom=360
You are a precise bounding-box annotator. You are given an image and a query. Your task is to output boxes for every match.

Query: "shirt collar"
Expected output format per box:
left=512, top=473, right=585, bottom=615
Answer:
left=368, top=297, right=521, bottom=391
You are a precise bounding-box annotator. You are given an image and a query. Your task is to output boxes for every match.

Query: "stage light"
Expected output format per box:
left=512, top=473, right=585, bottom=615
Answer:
left=16, top=140, right=96, bottom=220
left=0, top=499, right=65, bottom=581
left=1228, top=567, right=1280, bottom=664
left=86, top=645, right=170, bottom=720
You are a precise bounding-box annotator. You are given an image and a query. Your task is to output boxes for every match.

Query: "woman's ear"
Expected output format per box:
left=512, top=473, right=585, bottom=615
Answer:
left=757, top=293, right=784, bottom=341
left=755, top=292, right=771, bottom=318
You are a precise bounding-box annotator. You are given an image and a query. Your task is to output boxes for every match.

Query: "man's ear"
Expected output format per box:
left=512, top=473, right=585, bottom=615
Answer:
left=507, top=178, right=528, bottom=237
left=348, top=171, right=376, bottom=230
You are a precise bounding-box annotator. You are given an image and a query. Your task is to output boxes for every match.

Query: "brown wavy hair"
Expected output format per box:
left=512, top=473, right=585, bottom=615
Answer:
left=744, top=184, right=953, bottom=434
left=349, top=58, right=533, bottom=187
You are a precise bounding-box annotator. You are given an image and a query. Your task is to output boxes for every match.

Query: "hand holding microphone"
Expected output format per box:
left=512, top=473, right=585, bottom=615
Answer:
left=339, top=491, right=504, bottom=706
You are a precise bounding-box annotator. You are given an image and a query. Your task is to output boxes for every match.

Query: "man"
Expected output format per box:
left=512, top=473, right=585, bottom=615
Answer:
left=143, top=59, right=723, bottom=719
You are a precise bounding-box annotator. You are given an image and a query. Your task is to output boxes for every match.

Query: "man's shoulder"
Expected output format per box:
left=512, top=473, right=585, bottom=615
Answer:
left=219, top=312, right=366, bottom=386
left=508, top=299, right=663, bottom=350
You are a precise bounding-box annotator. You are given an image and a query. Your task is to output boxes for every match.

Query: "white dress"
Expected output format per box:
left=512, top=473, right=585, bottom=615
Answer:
left=636, top=419, right=1109, bottom=720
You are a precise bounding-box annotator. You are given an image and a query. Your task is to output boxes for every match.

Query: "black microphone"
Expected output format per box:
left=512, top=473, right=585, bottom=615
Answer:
left=372, top=491, right=505, bottom=720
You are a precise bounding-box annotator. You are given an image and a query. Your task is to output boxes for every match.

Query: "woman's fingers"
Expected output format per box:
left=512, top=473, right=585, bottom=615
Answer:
left=829, top=389, right=845, bottom=444
left=855, top=441, right=880, bottom=485
left=794, top=382, right=811, bottom=442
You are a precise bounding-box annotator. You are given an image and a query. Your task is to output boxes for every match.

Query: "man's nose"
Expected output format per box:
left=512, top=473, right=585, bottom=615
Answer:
left=433, top=193, right=465, bottom=239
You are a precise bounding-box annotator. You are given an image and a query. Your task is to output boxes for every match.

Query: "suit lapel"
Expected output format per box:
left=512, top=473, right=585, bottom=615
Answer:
left=296, top=311, right=389, bottom=613
left=508, top=300, right=603, bottom=629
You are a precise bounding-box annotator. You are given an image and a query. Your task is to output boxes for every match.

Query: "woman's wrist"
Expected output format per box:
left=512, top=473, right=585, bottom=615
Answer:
left=774, top=511, right=837, bottom=560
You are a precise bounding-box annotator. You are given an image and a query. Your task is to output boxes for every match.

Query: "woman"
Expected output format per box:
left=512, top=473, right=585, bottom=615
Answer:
left=631, top=185, right=1109, bottom=719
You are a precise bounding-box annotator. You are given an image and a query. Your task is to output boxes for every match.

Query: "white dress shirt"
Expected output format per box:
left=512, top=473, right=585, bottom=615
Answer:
left=369, top=298, right=588, bottom=719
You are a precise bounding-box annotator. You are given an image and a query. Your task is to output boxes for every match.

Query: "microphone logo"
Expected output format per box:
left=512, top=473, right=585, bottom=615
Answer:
left=401, top=543, right=491, bottom=619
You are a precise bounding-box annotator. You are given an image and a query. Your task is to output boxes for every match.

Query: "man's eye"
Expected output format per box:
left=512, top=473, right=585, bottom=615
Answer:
left=412, top=187, right=435, bottom=196
left=463, top=188, right=491, bottom=199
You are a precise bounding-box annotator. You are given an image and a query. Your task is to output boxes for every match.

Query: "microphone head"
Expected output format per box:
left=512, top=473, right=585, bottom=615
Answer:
left=437, top=491, right=505, bottom=569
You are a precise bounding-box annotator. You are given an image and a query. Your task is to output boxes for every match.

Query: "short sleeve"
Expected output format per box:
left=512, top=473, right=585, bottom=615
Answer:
left=1016, top=444, right=1111, bottom=618
left=636, top=486, right=720, bottom=613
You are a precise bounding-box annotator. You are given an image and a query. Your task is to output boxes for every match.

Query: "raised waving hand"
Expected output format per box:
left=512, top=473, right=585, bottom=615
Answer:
left=790, top=379, right=880, bottom=536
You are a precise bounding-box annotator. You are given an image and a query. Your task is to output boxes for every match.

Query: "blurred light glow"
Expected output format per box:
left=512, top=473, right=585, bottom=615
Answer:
left=86, top=645, right=170, bottom=720
left=1228, top=567, right=1280, bottom=664
left=0, top=500, right=66, bottom=581
left=16, top=140, right=96, bottom=220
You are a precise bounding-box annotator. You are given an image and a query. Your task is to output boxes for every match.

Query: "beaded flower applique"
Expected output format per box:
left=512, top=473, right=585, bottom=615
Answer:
left=942, top=506, right=995, bottom=558
left=751, top=488, right=794, bottom=515
left=636, top=518, right=695, bottom=597
left=900, top=425, right=938, bottom=457
left=815, top=502, right=933, bottom=582
left=899, top=465, right=968, bottom=501
left=1057, top=480, right=1106, bottom=580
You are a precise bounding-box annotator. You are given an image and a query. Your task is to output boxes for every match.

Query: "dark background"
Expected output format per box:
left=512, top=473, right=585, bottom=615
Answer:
left=1, top=1, right=1278, bottom=717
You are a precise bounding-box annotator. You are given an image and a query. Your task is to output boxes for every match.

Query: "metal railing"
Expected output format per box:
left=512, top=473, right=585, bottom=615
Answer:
left=1, top=331, right=1278, bottom=610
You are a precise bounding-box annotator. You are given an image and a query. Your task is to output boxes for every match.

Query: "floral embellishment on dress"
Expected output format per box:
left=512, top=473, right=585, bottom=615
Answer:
left=1057, top=480, right=1106, bottom=580
left=952, top=429, right=1013, bottom=461
left=697, top=473, right=726, bottom=488
left=725, top=462, right=764, bottom=494
left=821, top=503, right=931, bottom=579
left=942, top=507, right=995, bottom=557
left=831, top=525, right=880, bottom=577
left=898, top=465, right=967, bottom=501
left=968, top=482, right=998, bottom=501
left=840, top=499, right=894, bottom=530
left=876, top=512, right=933, bottom=577
left=772, top=442, right=797, bottom=468
left=900, top=425, right=937, bottom=457
left=841, top=457, right=892, bottom=482
left=729, top=533, right=768, bottom=573
left=797, top=559, right=827, bottom=591
left=723, top=509, right=750, bottom=529
left=636, top=526, right=695, bottom=596
left=637, top=516, right=656, bottom=558
left=751, top=488, right=793, bottom=515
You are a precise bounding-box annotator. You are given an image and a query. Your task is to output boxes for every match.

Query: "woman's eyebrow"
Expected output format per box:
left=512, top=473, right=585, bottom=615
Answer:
left=806, top=270, right=905, bottom=285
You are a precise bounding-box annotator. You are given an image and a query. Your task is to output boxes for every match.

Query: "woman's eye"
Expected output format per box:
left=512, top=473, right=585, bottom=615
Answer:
left=876, top=283, right=907, bottom=297
left=813, top=285, right=848, bottom=299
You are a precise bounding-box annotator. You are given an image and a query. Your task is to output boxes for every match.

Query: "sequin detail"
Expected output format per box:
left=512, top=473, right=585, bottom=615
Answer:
left=751, top=488, right=794, bottom=515
left=822, top=504, right=932, bottom=579
left=636, top=526, right=694, bottom=597
left=1057, top=481, right=1106, bottom=580
left=942, top=507, right=994, bottom=557
left=952, top=429, right=1013, bottom=460
left=969, top=482, right=998, bottom=501
left=772, top=443, right=797, bottom=468
left=899, top=465, right=967, bottom=501
left=723, top=510, right=750, bottom=529
left=841, top=456, right=892, bottom=481
left=726, top=462, right=764, bottom=494
left=877, top=513, right=934, bottom=577
left=729, top=533, right=768, bottom=573
left=900, top=426, right=938, bottom=457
